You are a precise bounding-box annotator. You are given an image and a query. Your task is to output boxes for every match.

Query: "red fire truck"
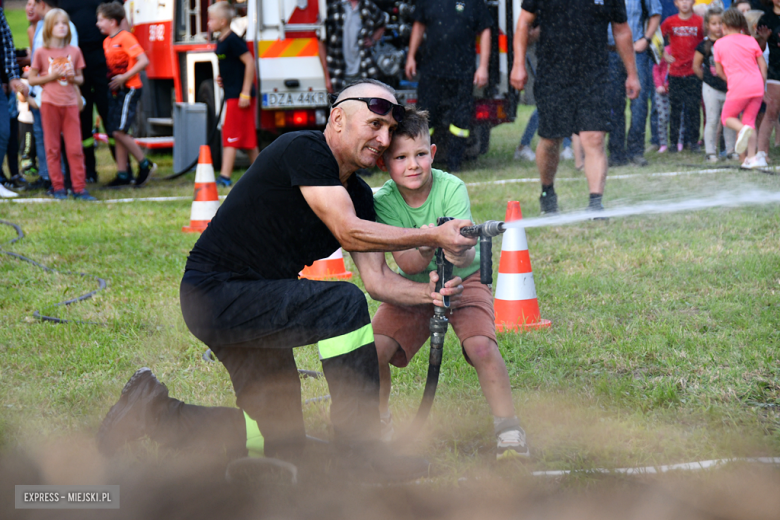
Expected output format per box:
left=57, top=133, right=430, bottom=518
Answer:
left=126, top=0, right=520, bottom=166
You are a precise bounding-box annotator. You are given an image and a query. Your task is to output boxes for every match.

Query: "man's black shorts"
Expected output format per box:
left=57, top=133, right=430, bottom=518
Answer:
left=107, top=87, right=141, bottom=134
left=535, top=80, right=610, bottom=139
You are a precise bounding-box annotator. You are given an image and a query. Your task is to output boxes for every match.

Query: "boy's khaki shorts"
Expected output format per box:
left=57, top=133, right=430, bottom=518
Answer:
left=372, top=272, right=496, bottom=368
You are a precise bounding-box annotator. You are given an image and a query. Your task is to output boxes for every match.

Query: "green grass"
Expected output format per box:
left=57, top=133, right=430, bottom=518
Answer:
left=6, top=8, right=31, bottom=49
left=0, top=105, right=778, bottom=478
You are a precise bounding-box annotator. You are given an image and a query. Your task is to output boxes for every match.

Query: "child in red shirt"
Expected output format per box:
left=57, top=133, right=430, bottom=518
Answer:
left=661, top=0, right=704, bottom=152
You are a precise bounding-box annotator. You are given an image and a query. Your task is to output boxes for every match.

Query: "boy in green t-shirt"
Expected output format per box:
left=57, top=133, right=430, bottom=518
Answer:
left=373, top=107, right=529, bottom=459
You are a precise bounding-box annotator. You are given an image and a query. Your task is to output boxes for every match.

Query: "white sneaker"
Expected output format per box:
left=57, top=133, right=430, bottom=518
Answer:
left=735, top=126, right=753, bottom=154
left=755, top=150, right=770, bottom=164
left=706, top=154, right=718, bottom=163
left=0, top=183, right=18, bottom=198
left=748, top=153, right=768, bottom=168
left=380, top=412, right=394, bottom=443
left=514, top=145, right=536, bottom=161
left=741, top=156, right=755, bottom=169
left=496, top=427, right=530, bottom=460
left=560, top=146, right=574, bottom=160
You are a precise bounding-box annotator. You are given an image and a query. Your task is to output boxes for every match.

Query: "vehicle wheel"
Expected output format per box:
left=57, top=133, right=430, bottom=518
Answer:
left=197, top=80, right=222, bottom=169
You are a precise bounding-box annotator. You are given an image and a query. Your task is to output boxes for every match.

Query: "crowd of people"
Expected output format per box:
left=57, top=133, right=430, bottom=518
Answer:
left=0, top=0, right=155, bottom=200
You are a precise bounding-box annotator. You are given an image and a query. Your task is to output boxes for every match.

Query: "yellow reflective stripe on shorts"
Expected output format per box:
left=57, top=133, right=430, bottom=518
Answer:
left=318, top=323, right=374, bottom=360
left=449, top=124, right=470, bottom=138
left=244, top=411, right=265, bottom=458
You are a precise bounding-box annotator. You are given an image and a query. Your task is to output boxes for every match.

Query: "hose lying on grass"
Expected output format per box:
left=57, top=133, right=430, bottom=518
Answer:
left=0, top=220, right=107, bottom=324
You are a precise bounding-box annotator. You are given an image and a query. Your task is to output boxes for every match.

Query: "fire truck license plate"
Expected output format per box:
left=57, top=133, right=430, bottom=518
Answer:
left=262, top=91, right=328, bottom=108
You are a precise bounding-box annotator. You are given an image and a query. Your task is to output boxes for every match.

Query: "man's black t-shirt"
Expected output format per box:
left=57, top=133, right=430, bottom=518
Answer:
left=522, top=0, right=627, bottom=90
left=186, top=131, right=376, bottom=279
left=412, top=0, right=493, bottom=79
left=216, top=32, right=256, bottom=99
left=695, top=39, right=727, bottom=92
left=759, top=10, right=780, bottom=79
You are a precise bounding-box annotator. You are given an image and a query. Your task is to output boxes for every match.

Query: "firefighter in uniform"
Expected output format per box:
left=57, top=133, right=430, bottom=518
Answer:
left=405, top=0, right=492, bottom=172
left=96, top=80, right=475, bottom=481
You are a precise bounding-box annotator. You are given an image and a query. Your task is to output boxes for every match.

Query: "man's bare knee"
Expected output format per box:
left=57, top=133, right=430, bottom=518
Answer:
left=579, top=132, right=605, bottom=150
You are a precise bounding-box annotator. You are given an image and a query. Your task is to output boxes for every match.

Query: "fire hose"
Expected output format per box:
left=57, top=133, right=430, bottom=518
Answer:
left=400, top=219, right=506, bottom=441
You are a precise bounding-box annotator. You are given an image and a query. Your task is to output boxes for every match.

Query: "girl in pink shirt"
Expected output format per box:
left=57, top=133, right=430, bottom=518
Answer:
left=28, top=9, right=93, bottom=200
left=713, top=8, right=767, bottom=168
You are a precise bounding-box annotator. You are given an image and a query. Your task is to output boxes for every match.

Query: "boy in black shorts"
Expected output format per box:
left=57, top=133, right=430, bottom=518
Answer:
left=510, top=0, right=639, bottom=214
left=97, top=2, right=156, bottom=188
left=207, top=1, right=259, bottom=187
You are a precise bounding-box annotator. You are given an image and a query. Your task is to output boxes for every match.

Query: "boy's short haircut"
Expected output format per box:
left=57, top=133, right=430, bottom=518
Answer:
left=393, top=106, right=430, bottom=142
left=721, top=8, right=748, bottom=32
left=36, top=0, right=59, bottom=8
left=97, top=2, right=126, bottom=23
left=42, top=8, right=71, bottom=47
left=208, top=1, right=235, bottom=21
left=704, top=6, right=723, bottom=28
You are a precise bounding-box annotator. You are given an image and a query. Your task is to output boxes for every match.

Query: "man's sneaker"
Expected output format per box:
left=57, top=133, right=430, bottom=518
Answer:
left=71, top=190, right=97, bottom=201
left=735, top=126, right=753, bottom=154
left=106, top=175, right=132, bottom=188
left=48, top=189, right=68, bottom=200
left=514, top=144, right=536, bottom=161
left=0, top=183, right=18, bottom=198
left=629, top=155, right=648, bottom=167
left=338, top=442, right=430, bottom=483
left=216, top=175, right=232, bottom=187
left=25, top=177, right=51, bottom=191
left=96, top=367, right=168, bottom=456
left=539, top=192, right=558, bottom=215
left=496, top=428, right=530, bottom=460
left=379, top=412, right=394, bottom=443
left=706, top=154, right=719, bottom=163
left=135, top=159, right=157, bottom=188
left=560, top=146, right=574, bottom=160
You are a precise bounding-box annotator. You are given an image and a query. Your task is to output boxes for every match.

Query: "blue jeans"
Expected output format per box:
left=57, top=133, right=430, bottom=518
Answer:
left=32, top=106, right=49, bottom=180
left=607, top=51, right=655, bottom=160
left=520, top=109, right=571, bottom=148
left=0, top=89, right=9, bottom=173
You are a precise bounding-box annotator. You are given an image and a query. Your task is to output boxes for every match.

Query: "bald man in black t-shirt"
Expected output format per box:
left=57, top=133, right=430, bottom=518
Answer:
left=510, top=0, right=640, bottom=215
left=97, top=80, right=476, bottom=482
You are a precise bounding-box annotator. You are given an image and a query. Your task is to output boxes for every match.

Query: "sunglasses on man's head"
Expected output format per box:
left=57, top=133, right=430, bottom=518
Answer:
left=330, top=97, right=405, bottom=123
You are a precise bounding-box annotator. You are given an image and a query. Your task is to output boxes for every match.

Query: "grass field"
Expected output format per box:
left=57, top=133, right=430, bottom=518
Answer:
left=1, top=104, right=778, bottom=485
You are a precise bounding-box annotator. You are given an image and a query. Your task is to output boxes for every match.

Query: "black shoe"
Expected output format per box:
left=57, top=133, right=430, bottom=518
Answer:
left=96, top=368, right=168, bottom=456
left=24, top=177, right=51, bottom=191
left=106, top=175, right=133, bottom=188
left=8, top=174, right=29, bottom=189
left=608, top=156, right=628, bottom=168
left=629, top=155, right=648, bottom=167
left=135, top=160, right=157, bottom=188
left=687, top=143, right=701, bottom=153
left=588, top=201, right=609, bottom=221
left=539, top=193, right=559, bottom=215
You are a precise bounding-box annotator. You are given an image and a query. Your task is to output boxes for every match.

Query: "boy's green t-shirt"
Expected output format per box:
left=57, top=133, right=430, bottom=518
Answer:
left=373, top=168, right=480, bottom=283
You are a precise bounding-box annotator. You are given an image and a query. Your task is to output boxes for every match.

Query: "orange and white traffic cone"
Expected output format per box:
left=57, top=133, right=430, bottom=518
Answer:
left=182, top=145, right=220, bottom=233
left=494, top=201, right=551, bottom=332
left=300, top=248, right=353, bottom=280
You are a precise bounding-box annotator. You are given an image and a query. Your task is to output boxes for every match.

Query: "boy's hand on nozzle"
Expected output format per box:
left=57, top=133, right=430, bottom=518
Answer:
left=436, top=219, right=477, bottom=255
left=428, top=271, right=464, bottom=308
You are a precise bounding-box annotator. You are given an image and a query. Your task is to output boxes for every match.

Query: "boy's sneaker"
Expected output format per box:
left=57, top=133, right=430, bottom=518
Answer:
left=106, top=174, right=132, bottom=188
left=514, top=145, right=536, bottom=161
left=706, top=154, right=718, bottom=163
left=560, top=146, right=574, bottom=160
left=735, top=126, right=753, bottom=154
left=48, top=189, right=68, bottom=200
left=71, top=190, right=97, bottom=201
left=8, top=174, right=29, bottom=189
left=216, top=175, right=232, bottom=187
left=96, top=368, right=169, bottom=456
left=379, top=412, right=394, bottom=443
left=539, top=192, right=558, bottom=215
left=496, top=428, right=530, bottom=460
left=25, top=177, right=51, bottom=191
left=135, top=159, right=157, bottom=188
